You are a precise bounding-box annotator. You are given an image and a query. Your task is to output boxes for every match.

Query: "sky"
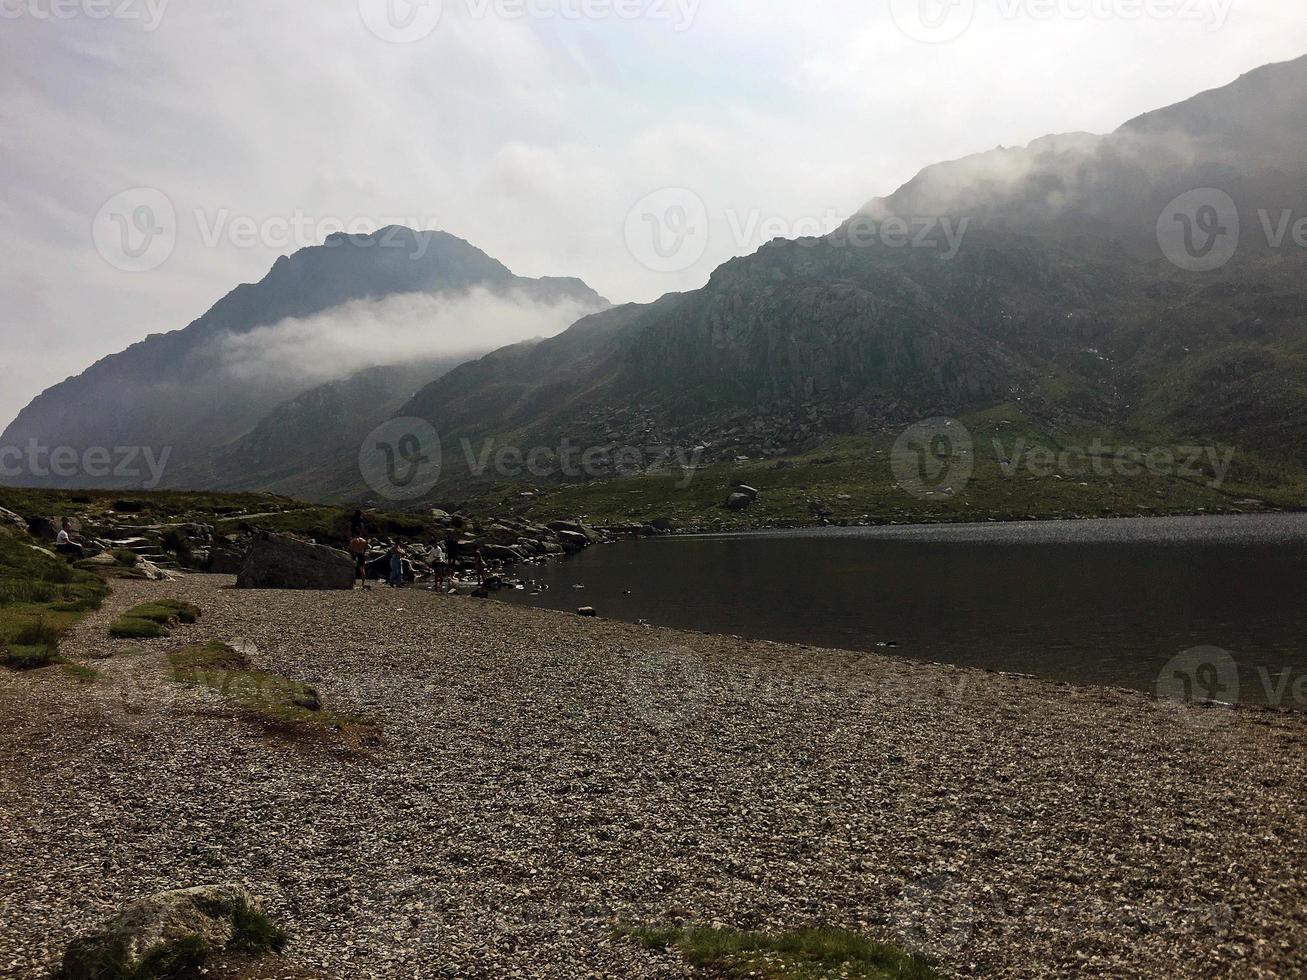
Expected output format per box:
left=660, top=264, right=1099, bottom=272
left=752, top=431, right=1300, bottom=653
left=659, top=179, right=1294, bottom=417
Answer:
left=1, top=0, right=1304, bottom=428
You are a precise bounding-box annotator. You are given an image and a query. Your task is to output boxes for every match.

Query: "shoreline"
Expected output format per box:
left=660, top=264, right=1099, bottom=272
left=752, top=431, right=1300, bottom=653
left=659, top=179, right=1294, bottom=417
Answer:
left=2, top=574, right=1305, bottom=977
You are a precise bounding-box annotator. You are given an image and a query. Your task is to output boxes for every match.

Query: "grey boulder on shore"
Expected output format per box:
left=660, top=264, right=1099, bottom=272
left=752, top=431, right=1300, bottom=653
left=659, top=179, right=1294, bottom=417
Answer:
left=235, top=532, right=354, bottom=590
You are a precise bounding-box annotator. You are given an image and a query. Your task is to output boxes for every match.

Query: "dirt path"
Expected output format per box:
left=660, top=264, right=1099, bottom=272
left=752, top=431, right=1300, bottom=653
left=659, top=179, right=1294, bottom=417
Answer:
left=1, top=575, right=1304, bottom=978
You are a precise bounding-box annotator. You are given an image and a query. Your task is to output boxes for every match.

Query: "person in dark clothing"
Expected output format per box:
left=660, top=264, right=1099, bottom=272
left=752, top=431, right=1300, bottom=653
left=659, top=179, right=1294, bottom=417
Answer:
left=445, top=533, right=461, bottom=584
left=387, top=542, right=406, bottom=588
left=350, top=509, right=366, bottom=537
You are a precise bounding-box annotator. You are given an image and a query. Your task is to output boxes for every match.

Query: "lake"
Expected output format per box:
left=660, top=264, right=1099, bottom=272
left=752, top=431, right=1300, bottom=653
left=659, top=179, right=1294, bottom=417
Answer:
left=498, top=513, right=1307, bottom=709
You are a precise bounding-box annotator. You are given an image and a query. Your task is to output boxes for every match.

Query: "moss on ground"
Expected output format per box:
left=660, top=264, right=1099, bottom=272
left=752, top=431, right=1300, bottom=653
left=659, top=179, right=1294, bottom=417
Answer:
left=169, top=641, right=381, bottom=748
left=618, top=924, right=941, bottom=980
left=58, top=898, right=286, bottom=980
left=109, top=599, right=201, bottom=639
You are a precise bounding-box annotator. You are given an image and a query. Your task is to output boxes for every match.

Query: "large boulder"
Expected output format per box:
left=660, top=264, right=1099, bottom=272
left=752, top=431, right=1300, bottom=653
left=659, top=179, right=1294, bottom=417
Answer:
left=725, top=492, right=755, bottom=511
left=556, top=530, right=590, bottom=553
left=235, top=532, right=354, bottom=590
left=548, top=520, right=601, bottom=544
left=59, top=883, right=283, bottom=980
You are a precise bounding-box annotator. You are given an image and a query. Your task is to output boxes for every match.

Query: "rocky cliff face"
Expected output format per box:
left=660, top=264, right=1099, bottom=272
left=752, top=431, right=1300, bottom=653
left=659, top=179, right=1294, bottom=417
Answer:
left=365, top=57, right=1307, bottom=497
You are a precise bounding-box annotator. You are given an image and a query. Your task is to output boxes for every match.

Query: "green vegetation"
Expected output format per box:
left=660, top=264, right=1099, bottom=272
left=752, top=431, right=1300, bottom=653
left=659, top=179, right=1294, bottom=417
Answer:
left=62, top=662, right=99, bottom=682
left=58, top=898, right=286, bottom=980
left=0, top=528, right=106, bottom=671
left=228, top=899, right=290, bottom=955
left=618, top=924, right=941, bottom=980
left=169, top=641, right=380, bottom=747
left=109, top=599, right=201, bottom=640
left=467, top=412, right=1305, bottom=531
left=112, top=549, right=140, bottom=567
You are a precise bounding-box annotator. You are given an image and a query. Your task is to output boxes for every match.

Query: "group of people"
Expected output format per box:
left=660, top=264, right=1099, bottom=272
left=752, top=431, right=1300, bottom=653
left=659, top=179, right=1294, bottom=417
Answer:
left=346, top=510, right=484, bottom=592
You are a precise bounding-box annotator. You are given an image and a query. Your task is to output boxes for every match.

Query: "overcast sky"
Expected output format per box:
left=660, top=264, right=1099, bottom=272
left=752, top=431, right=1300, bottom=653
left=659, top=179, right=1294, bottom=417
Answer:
left=1, top=0, right=1303, bottom=428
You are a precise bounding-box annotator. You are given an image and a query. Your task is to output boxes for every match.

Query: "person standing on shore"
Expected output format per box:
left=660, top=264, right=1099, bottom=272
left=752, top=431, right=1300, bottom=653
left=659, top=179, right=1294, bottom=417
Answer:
left=446, top=533, right=461, bottom=587
left=348, top=532, right=370, bottom=590
left=350, top=509, right=366, bottom=538
left=387, top=542, right=406, bottom=588
left=429, top=536, right=447, bottom=592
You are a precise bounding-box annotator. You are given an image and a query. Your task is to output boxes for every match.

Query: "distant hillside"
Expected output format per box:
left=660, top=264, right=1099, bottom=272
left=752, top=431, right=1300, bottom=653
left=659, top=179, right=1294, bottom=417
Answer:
left=0, top=227, right=608, bottom=491
left=340, top=57, right=1307, bottom=507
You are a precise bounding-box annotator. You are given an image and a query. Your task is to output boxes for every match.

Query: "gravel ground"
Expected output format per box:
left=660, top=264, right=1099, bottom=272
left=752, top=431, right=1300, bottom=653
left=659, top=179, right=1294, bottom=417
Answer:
left=2, top=574, right=1305, bottom=978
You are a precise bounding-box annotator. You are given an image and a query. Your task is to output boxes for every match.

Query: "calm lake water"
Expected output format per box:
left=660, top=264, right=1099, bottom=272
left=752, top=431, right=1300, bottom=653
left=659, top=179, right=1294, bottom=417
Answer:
left=498, top=513, right=1307, bottom=708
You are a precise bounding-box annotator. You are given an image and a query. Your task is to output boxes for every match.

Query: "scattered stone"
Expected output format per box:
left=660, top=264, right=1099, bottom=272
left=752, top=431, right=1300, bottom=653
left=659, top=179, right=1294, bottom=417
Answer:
left=577, top=606, right=598, bottom=617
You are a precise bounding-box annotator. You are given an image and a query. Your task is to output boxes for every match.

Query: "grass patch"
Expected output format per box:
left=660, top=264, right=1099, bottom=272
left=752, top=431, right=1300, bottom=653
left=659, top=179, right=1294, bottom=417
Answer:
left=230, top=899, right=289, bottom=954
left=62, top=662, right=99, bottom=682
left=112, top=549, right=140, bottom=567
left=617, top=925, right=942, bottom=980
left=0, top=528, right=107, bottom=672
left=169, top=641, right=381, bottom=748
left=108, top=617, right=169, bottom=639
left=109, top=599, right=202, bottom=639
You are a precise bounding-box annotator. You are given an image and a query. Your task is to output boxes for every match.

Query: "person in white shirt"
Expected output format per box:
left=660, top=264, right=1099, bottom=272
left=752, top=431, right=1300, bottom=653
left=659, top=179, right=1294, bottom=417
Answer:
left=429, top=538, right=448, bottom=592
left=55, top=519, right=83, bottom=558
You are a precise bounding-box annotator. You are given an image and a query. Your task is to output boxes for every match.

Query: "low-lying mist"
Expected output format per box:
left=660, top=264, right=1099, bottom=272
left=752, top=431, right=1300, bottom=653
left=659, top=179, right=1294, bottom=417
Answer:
left=208, top=286, right=604, bottom=387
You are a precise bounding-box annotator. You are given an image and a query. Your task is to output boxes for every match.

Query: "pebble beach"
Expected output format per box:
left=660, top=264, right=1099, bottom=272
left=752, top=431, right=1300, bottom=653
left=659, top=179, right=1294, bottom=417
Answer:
left=2, top=574, right=1305, bottom=978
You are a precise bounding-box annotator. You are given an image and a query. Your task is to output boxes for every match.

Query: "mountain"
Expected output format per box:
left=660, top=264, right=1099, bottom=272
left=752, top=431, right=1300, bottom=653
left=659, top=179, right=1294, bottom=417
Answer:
left=356, top=56, right=1307, bottom=502
left=207, top=358, right=467, bottom=498
left=0, top=228, right=609, bottom=490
